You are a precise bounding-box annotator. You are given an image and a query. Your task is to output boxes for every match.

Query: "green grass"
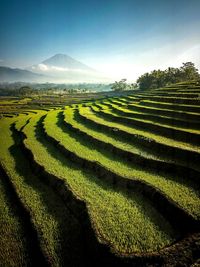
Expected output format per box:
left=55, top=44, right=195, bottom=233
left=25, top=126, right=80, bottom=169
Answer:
left=0, top=81, right=200, bottom=262
left=90, top=105, right=200, bottom=153
left=127, top=101, right=200, bottom=118
left=78, top=105, right=200, bottom=174
left=44, top=109, right=200, bottom=219
left=104, top=99, right=200, bottom=130
left=127, top=93, right=200, bottom=105
left=98, top=101, right=200, bottom=135
left=21, top=110, right=178, bottom=254
left=108, top=97, right=200, bottom=119
left=139, top=100, right=200, bottom=113
left=0, top=114, right=83, bottom=266
left=65, top=107, right=162, bottom=160
left=0, top=169, right=30, bottom=267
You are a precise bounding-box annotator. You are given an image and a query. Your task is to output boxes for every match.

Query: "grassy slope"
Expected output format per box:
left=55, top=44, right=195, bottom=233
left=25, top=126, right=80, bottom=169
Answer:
left=22, top=110, right=178, bottom=254
left=126, top=100, right=200, bottom=120
left=58, top=108, right=200, bottom=219
left=0, top=170, right=30, bottom=266
left=68, top=107, right=161, bottom=160
left=139, top=100, right=200, bottom=113
left=0, top=81, right=199, bottom=261
left=102, top=101, right=200, bottom=133
left=0, top=114, right=83, bottom=266
left=90, top=105, right=200, bottom=153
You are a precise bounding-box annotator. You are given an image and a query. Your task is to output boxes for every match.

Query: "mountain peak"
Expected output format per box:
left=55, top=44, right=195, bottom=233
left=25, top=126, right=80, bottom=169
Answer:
left=54, top=53, right=66, bottom=56
left=49, top=53, right=72, bottom=59
left=42, top=53, right=94, bottom=71
left=25, top=53, right=110, bottom=83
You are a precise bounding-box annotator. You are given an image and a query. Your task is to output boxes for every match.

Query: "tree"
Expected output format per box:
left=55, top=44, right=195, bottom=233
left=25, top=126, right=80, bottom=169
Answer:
left=136, top=62, right=200, bottom=90
left=129, top=83, right=138, bottom=90
left=136, top=73, right=155, bottom=90
left=111, top=79, right=128, bottom=91
left=18, top=86, right=34, bottom=96
left=180, top=62, right=200, bottom=80
left=165, top=67, right=181, bottom=84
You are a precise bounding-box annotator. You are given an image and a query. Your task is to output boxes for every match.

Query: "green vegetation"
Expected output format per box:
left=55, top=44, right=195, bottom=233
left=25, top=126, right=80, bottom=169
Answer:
left=0, top=80, right=200, bottom=266
left=0, top=168, right=30, bottom=267
left=0, top=115, right=85, bottom=266
left=24, top=110, right=177, bottom=254
left=138, top=99, right=200, bottom=113
left=94, top=101, right=200, bottom=143
left=103, top=99, right=200, bottom=130
left=61, top=107, right=200, bottom=218
left=89, top=105, right=200, bottom=154
left=111, top=79, right=137, bottom=91
left=137, top=62, right=200, bottom=89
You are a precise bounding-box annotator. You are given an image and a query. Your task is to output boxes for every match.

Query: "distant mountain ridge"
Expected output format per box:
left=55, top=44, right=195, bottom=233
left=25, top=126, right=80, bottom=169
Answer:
left=0, top=66, right=46, bottom=82
left=0, top=54, right=110, bottom=83
left=41, top=53, right=94, bottom=71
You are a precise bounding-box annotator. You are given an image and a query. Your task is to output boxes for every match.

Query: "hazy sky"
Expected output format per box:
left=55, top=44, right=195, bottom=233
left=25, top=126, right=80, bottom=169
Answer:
left=0, top=0, right=200, bottom=81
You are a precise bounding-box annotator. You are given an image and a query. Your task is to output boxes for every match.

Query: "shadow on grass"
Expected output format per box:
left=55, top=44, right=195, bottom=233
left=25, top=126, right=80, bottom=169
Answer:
left=9, top=123, right=86, bottom=267
left=0, top=164, right=39, bottom=267
left=58, top=111, right=200, bottom=192
left=37, top=115, right=181, bottom=244
left=33, top=112, right=200, bottom=266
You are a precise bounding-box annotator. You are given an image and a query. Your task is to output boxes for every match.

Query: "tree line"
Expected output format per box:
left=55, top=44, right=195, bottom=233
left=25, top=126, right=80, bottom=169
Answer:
left=111, top=62, right=200, bottom=91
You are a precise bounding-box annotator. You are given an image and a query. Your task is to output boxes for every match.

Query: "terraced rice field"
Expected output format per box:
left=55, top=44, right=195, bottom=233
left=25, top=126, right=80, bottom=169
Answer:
left=0, top=81, right=200, bottom=266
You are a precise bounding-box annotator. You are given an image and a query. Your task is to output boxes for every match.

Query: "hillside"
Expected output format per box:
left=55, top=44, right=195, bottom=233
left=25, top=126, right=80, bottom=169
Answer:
left=0, top=54, right=110, bottom=83
left=42, top=53, right=94, bottom=71
left=27, top=53, right=109, bottom=83
left=0, top=81, right=200, bottom=266
left=0, top=66, right=47, bottom=82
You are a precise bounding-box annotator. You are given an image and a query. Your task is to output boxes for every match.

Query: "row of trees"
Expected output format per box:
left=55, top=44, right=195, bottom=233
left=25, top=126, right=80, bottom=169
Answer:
left=136, top=62, right=200, bottom=90
left=111, top=62, right=200, bottom=91
left=111, top=79, right=137, bottom=91
left=0, top=86, right=96, bottom=96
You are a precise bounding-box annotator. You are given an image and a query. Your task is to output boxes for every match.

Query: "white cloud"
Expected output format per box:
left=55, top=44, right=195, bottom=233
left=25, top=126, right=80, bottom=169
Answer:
left=34, top=64, right=96, bottom=74
left=51, top=66, right=69, bottom=71
left=49, top=66, right=91, bottom=73
left=38, top=63, right=49, bottom=71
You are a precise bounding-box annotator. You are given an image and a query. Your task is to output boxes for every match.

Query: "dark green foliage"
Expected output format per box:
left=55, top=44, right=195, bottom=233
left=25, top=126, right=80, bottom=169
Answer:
left=111, top=79, right=137, bottom=91
left=111, top=79, right=128, bottom=91
left=180, top=62, right=200, bottom=80
left=18, top=86, right=35, bottom=96
left=137, top=62, right=200, bottom=90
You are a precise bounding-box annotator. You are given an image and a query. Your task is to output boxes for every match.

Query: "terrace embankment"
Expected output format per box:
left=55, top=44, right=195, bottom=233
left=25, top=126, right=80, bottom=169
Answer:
left=41, top=112, right=200, bottom=232
left=77, top=108, right=200, bottom=170
left=11, top=120, right=169, bottom=266
left=0, top=161, right=48, bottom=267
left=92, top=105, right=200, bottom=147
left=104, top=99, right=200, bottom=130
left=1, top=81, right=200, bottom=266
left=0, top=165, right=47, bottom=266
left=63, top=109, right=200, bottom=189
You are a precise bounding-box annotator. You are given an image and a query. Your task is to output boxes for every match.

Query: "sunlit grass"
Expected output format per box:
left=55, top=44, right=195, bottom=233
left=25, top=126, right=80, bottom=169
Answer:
left=0, top=168, right=29, bottom=266
left=128, top=102, right=200, bottom=117
left=66, top=107, right=160, bottom=160
left=89, top=105, right=200, bottom=153
left=98, top=101, right=200, bottom=135
left=139, top=100, right=200, bottom=113
left=0, top=80, right=200, bottom=259
left=23, top=111, right=178, bottom=253
left=44, top=109, right=200, bottom=219
left=0, top=114, right=77, bottom=266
